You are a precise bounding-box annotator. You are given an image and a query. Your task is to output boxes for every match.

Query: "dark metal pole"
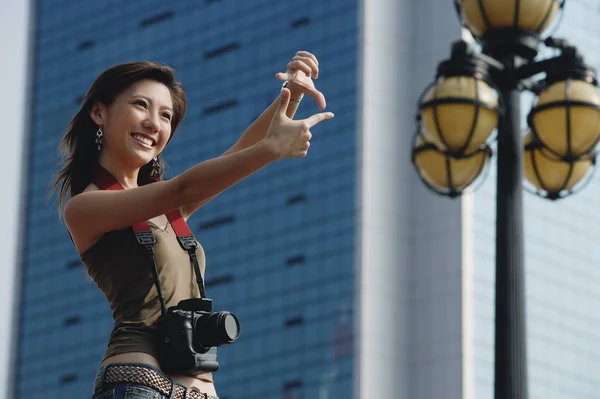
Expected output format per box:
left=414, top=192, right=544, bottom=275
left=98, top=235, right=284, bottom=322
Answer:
left=494, top=57, right=529, bottom=399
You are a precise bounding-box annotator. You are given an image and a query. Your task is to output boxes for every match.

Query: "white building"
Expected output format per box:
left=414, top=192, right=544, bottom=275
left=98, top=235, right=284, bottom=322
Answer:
left=360, top=1, right=600, bottom=398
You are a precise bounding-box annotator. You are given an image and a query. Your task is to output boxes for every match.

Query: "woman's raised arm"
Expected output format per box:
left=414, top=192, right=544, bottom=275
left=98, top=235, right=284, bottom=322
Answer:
left=65, top=88, right=333, bottom=251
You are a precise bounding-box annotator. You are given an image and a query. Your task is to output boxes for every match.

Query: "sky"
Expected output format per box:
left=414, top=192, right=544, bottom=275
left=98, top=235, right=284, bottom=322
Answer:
left=0, top=0, right=29, bottom=397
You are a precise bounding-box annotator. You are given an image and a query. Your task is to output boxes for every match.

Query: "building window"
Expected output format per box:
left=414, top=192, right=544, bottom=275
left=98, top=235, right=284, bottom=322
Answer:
left=291, top=17, right=310, bottom=29
left=286, top=255, right=305, bottom=266
left=287, top=194, right=306, bottom=205
left=204, top=43, right=240, bottom=59
left=283, top=380, right=303, bottom=398
left=63, top=316, right=82, bottom=327
left=60, top=374, right=78, bottom=384
left=205, top=274, right=233, bottom=287
left=203, top=100, right=238, bottom=115
left=198, top=215, right=235, bottom=230
left=285, top=317, right=304, bottom=328
left=76, top=40, right=95, bottom=50
left=66, top=259, right=82, bottom=269
left=139, top=10, right=174, bottom=28
left=284, top=380, right=302, bottom=389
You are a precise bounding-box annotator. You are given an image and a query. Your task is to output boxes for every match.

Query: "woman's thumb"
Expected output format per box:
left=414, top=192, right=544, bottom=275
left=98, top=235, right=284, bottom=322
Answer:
left=277, top=88, right=291, bottom=116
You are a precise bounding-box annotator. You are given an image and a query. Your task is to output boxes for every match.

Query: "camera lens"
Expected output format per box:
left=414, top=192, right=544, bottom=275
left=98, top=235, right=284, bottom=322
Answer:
left=194, top=311, right=240, bottom=349
left=221, top=313, right=240, bottom=342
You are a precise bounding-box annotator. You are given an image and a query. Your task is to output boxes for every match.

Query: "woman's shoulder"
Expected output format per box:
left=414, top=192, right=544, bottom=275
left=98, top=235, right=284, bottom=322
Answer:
left=82, top=182, right=100, bottom=194
left=64, top=183, right=100, bottom=212
left=65, top=183, right=111, bottom=255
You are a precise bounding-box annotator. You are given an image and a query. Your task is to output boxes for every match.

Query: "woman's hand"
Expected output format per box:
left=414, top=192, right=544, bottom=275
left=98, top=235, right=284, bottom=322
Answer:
left=276, top=51, right=327, bottom=110
left=262, top=88, right=334, bottom=159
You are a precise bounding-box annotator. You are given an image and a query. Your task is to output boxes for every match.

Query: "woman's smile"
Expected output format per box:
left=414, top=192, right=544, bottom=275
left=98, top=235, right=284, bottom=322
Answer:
left=131, top=132, right=156, bottom=149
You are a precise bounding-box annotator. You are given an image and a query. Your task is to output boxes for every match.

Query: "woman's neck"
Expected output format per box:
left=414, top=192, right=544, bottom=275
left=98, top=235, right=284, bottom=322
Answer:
left=97, top=153, right=140, bottom=189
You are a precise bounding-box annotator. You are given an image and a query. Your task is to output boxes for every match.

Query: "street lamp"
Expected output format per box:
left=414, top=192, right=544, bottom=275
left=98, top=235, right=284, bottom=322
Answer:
left=410, top=1, right=600, bottom=398
left=529, top=72, right=600, bottom=159
left=411, top=132, right=492, bottom=197
left=523, top=131, right=596, bottom=199
left=419, top=72, right=500, bottom=155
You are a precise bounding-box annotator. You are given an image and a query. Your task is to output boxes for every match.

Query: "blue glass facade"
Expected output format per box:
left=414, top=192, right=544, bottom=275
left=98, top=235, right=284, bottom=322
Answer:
left=16, top=1, right=357, bottom=398
left=473, top=3, right=600, bottom=398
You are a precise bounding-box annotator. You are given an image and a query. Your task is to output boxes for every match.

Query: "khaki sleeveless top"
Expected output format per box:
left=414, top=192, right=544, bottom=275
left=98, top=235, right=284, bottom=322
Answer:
left=80, top=217, right=211, bottom=380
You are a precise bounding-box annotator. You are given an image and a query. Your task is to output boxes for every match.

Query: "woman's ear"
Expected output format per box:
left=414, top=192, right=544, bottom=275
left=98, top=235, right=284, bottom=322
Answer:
left=89, top=102, right=106, bottom=126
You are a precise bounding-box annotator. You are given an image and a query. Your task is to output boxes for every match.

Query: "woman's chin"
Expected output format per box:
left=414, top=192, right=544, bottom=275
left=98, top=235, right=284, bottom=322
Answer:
left=126, top=148, right=155, bottom=165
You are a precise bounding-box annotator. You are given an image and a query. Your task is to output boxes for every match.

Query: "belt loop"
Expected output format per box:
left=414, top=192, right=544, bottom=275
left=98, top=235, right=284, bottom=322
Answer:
left=167, top=378, right=177, bottom=399
left=93, top=364, right=109, bottom=394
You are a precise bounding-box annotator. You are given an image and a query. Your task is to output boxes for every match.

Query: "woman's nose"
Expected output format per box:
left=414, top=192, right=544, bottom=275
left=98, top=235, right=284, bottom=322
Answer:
left=142, top=115, right=160, bottom=132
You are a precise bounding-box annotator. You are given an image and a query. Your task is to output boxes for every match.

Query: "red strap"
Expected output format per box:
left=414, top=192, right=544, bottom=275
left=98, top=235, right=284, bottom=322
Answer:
left=92, top=165, right=127, bottom=191
left=166, top=209, right=193, bottom=236
left=92, top=166, right=190, bottom=237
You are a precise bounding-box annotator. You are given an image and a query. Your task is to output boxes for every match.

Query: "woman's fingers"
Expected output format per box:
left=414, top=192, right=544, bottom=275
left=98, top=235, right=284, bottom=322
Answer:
left=288, top=59, right=313, bottom=77
left=275, top=71, right=327, bottom=110
left=264, top=107, right=334, bottom=160
left=277, top=51, right=320, bottom=80
left=312, top=89, right=327, bottom=110
left=291, top=56, right=319, bottom=78
left=275, top=88, right=292, bottom=118
left=304, top=111, right=335, bottom=128
left=296, top=51, right=318, bottom=64
left=296, top=51, right=319, bottom=70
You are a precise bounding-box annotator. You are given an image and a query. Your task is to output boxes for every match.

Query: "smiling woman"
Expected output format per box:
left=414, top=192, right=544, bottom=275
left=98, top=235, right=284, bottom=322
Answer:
left=53, top=62, right=186, bottom=208
left=91, top=80, right=176, bottom=185
left=50, top=55, right=334, bottom=399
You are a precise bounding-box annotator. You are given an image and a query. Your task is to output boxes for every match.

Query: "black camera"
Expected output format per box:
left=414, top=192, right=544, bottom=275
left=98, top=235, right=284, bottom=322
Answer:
left=156, top=297, right=240, bottom=374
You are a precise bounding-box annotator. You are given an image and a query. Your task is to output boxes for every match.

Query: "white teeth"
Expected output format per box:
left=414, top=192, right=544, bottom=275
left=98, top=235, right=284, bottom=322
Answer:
left=132, top=134, right=153, bottom=147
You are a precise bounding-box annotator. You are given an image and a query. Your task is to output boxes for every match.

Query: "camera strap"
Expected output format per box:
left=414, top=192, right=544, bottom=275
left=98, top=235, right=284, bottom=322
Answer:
left=92, top=166, right=207, bottom=317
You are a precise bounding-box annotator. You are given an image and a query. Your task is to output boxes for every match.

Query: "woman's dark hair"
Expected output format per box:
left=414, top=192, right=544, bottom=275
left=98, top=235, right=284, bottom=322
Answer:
left=51, top=61, right=187, bottom=215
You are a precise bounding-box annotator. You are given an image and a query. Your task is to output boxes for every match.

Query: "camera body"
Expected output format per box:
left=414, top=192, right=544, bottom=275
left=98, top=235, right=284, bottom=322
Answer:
left=156, top=298, right=240, bottom=374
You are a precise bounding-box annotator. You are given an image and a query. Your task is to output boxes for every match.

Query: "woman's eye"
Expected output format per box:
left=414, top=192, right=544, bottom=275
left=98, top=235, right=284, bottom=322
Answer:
left=162, top=113, right=172, bottom=120
left=135, top=100, right=148, bottom=108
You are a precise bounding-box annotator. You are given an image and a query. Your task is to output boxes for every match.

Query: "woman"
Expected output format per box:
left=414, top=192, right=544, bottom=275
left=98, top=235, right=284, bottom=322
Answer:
left=52, top=51, right=334, bottom=399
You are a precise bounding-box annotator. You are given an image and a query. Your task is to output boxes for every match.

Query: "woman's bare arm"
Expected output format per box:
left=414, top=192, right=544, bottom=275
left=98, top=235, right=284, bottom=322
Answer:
left=65, top=89, right=333, bottom=251
left=65, top=141, right=278, bottom=250
left=179, top=94, right=300, bottom=219
left=181, top=52, right=326, bottom=219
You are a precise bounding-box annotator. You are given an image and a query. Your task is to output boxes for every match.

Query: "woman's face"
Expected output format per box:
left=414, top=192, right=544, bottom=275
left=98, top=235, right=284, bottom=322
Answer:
left=91, top=79, right=173, bottom=168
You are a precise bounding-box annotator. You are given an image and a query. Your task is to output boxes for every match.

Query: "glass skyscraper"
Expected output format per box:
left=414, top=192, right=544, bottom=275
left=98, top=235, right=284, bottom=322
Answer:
left=14, top=1, right=357, bottom=398
left=11, top=1, right=600, bottom=399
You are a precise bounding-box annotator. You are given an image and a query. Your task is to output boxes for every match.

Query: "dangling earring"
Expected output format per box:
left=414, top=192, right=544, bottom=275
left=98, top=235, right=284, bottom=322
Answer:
left=152, top=157, right=160, bottom=178
left=95, top=127, right=103, bottom=152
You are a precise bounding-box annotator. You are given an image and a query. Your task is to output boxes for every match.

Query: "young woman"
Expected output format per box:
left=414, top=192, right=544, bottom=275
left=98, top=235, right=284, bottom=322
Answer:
left=52, top=51, right=334, bottom=399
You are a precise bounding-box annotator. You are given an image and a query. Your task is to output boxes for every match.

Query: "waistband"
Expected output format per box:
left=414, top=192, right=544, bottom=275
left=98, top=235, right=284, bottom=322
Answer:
left=94, top=363, right=218, bottom=399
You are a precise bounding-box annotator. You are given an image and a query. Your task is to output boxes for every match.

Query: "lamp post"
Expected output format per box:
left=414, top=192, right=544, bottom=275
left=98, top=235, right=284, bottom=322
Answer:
left=411, top=1, right=600, bottom=398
